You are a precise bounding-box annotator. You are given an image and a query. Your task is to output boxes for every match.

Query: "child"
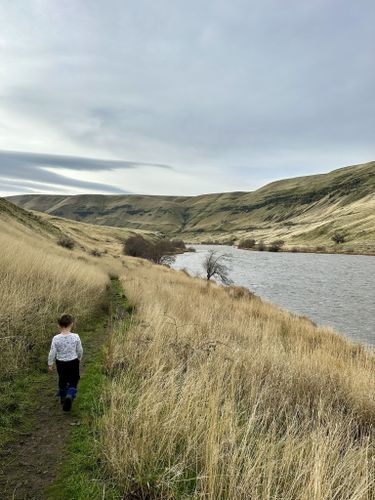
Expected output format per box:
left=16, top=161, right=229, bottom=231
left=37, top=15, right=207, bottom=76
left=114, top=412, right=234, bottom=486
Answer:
left=48, top=314, right=83, bottom=412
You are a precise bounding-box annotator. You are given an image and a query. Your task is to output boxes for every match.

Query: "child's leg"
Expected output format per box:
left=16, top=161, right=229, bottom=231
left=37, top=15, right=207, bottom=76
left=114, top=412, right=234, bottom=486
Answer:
left=63, top=359, right=80, bottom=411
left=56, top=360, right=68, bottom=399
left=67, top=359, right=80, bottom=399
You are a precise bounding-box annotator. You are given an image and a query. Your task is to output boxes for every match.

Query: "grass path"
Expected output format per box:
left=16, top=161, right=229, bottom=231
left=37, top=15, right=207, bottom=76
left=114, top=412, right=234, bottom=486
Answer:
left=0, top=279, right=126, bottom=500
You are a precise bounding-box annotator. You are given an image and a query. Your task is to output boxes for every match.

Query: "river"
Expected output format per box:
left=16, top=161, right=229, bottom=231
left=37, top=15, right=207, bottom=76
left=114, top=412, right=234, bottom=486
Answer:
left=172, top=245, right=375, bottom=347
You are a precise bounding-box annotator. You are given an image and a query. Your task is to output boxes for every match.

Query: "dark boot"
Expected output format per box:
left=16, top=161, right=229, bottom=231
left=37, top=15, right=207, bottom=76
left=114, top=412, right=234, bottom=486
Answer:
left=62, top=395, right=72, bottom=412
left=63, top=387, right=77, bottom=412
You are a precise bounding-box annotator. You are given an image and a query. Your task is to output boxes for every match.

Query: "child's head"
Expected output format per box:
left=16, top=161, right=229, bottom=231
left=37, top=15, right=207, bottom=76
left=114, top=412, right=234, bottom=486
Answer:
left=58, top=314, right=74, bottom=330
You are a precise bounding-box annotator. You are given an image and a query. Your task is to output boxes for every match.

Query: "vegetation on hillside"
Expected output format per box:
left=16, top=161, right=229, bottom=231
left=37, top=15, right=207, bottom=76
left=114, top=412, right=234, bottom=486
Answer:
left=101, top=259, right=375, bottom=499
left=123, top=235, right=186, bottom=265
left=9, top=161, right=375, bottom=250
left=1, top=196, right=374, bottom=498
left=0, top=225, right=109, bottom=383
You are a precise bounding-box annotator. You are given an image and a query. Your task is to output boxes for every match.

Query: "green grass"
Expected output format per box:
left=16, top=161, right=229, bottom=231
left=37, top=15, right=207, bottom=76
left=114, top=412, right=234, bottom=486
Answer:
left=0, top=327, right=58, bottom=454
left=47, top=336, right=120, bottom=499
left=0, top=367, right=46, bottom=452
left=47, top=279, right=130, bottom=500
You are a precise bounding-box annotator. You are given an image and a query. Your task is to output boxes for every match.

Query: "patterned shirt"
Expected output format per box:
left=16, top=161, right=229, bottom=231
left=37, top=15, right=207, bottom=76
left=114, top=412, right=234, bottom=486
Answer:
left=48, top=332, right=83, bottom=365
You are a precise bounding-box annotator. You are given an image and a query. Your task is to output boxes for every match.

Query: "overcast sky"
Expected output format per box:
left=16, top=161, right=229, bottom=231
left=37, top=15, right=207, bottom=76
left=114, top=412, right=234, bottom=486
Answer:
left=0, top=0, right=374, bottom=196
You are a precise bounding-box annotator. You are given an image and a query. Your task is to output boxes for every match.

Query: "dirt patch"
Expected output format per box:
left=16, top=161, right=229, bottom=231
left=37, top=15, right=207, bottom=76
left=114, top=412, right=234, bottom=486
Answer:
left=0, top=376, right=74, bottom=499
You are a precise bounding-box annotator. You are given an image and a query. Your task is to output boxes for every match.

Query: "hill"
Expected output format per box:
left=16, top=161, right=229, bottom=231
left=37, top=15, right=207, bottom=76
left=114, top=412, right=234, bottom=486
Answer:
left=1, top=196, right=374, bottom=498
left=0, top=196, right=156, bottom=257
left=8, top=160, right=375, bottom=248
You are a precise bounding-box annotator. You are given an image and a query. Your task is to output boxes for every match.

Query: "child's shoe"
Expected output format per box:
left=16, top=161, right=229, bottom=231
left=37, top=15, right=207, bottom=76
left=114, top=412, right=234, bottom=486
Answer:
left=63, top=395, right=72, bottom=412
left=56, top=389, right=67, bottom=405
left=62, top=387, right=77, bottom=412
left=67, top=387, right=77, bottom=399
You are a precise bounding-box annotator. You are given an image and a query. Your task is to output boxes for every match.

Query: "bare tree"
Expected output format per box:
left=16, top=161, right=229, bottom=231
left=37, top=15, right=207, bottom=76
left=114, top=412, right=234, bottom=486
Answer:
left=203, top=249, right=232, bottom=285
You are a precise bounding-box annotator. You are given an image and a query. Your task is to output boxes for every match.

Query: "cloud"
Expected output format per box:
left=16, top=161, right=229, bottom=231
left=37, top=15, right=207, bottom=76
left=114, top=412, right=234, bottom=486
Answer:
left=0, top=0, right=374, bottom=195
left=0, top=150, right=172, bottom=194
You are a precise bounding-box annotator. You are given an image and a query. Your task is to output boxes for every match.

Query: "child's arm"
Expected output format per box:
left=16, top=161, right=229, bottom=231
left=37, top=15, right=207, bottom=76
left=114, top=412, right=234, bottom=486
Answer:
left=48, top=337, right=57, bottom=369
left=76, top=336, right=83, bottom=360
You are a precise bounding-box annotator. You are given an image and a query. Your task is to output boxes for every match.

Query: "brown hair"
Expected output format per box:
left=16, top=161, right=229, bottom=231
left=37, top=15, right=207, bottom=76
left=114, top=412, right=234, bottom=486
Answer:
left=58, top=314, right=74, bottom=328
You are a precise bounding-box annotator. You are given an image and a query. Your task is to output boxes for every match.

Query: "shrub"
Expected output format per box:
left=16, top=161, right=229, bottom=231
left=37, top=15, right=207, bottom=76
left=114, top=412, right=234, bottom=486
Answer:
left=90, top=248, right=102, bottom=257
left=222, top=238, right=236, bottom=246
left=332, top=232, right=346, bottom=244
left=57, top=236, right=75, bottom=250
left=268, top=240, right=285, bottom=252
left=123, top=235, right=177, bottom=265
left=123, top=235, right=151, bottom=259
left=257, top=240, right=266, bottom=251
left=170, top=239, right=186, bottom=249
left=149, top=240, right=177, bottom=266
left=238, top=238, right=256, bottom=249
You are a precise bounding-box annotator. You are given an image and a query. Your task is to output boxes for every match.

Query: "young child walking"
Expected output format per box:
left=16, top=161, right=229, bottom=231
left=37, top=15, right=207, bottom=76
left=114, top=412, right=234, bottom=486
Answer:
left=48, top=314, right=83, bottom=412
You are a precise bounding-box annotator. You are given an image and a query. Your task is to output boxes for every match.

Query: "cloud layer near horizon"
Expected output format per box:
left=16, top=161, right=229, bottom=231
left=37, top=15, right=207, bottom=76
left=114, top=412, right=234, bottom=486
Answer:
left=0, top=150, right=173, bottom=193
left=0, top=0, right=374, bottom=195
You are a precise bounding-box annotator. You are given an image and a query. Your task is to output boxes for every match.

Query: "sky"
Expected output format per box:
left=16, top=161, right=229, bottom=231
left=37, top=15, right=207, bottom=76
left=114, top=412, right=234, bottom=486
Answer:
left=0, top=0, right=374, bottom=196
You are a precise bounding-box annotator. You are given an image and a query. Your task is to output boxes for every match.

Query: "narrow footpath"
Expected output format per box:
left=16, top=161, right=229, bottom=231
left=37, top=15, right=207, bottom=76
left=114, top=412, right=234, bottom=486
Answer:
left=0, top=279, right=123, bottom=500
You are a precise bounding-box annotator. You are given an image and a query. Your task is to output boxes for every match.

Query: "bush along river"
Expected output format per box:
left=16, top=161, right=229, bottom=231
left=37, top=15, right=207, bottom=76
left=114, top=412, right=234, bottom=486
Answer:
left=172, top=245, right=375, bottom=347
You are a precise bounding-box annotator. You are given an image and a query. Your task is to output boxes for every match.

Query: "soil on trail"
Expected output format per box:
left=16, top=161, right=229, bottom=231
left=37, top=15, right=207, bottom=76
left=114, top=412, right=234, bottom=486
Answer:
left=0, top=320, right=108, bottom=500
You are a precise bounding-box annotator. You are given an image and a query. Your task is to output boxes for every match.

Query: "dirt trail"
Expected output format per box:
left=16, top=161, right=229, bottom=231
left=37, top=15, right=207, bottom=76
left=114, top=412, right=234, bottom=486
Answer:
left=0, top=319, right=108, bottom=499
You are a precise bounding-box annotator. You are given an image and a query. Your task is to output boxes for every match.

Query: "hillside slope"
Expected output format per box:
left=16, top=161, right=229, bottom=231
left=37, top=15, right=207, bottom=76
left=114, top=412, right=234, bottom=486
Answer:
left=0, top=196, right=64, bottom=238
left=9, top=161, right=375, bottom=247
left=0, top=197, right=156, bottom=256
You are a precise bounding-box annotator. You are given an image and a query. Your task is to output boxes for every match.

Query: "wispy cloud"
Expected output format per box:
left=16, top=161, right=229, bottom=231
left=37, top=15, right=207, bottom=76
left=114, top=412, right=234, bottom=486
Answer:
left=0, top=150, right=174, bottom=194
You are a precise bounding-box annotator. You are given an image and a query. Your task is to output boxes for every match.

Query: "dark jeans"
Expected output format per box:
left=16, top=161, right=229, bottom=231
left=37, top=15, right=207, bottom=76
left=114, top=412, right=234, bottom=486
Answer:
left=56, top=358, right=80, bottom=395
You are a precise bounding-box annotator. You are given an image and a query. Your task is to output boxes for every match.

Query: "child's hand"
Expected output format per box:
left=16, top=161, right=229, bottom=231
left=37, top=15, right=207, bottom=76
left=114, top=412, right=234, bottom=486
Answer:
left=48, top=364, right=54, bottom=372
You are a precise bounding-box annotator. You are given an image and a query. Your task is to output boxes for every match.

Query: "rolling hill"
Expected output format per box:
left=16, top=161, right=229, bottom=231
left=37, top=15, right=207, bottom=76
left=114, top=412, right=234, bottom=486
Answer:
left=0, top=196, right=156, bottom=257
left=8, top=161, right=375, bottom=248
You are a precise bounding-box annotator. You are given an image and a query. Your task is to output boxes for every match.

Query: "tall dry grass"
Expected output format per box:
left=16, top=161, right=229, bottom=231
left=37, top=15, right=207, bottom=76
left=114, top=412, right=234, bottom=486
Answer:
left=0, top=226, right=109, bottom=379
left=101, top=259, right=375, bottom=499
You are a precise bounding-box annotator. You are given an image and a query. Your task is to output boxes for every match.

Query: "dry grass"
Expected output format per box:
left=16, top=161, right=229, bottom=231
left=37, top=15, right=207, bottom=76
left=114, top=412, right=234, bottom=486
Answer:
left=37, top=211, right=157, bottom=257
left=0, top=221, right=110, bottom=380
left=101, top=259, right=375, bottom=499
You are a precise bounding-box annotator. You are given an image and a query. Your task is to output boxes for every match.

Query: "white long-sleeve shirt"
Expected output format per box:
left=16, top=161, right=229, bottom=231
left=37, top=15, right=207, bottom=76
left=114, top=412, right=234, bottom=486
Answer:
left=48, top=332, right=83, bottom=366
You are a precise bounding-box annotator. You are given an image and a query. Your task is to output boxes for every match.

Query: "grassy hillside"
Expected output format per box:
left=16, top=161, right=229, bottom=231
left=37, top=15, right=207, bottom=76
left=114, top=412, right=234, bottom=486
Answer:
left=0, top=198, right=112, bottom=448
left=1, top=197, right=156, bottom=258
left=101, top=259, right=375, bottom=498
left=0, top=197, right=157, bottom=384
left=1, top=197, right=374, bottom=497
left=9, top=161, right=375, bottom=248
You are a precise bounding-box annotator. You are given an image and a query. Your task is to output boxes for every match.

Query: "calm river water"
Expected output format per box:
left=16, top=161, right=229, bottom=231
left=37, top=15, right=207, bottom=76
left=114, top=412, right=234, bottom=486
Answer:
left=172, top=245, right=375, bottom=347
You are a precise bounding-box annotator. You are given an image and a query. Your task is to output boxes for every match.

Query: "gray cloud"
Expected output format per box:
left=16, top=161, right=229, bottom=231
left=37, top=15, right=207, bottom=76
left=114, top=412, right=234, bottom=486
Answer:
left=0, top=0, right=374, bottom=195
left=0, top=150, right=173, bottom=194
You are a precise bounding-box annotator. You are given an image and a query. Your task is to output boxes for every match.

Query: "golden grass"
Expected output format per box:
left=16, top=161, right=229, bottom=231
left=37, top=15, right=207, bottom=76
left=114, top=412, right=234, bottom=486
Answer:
left=101, top=259, right=375, bottom=499
left=0, top=220, right=110, bottom=379
left=37, top=211, right=157, bottom=258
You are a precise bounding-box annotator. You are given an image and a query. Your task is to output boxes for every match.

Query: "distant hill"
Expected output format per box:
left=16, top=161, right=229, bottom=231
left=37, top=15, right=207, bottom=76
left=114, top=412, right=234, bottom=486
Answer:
left=0, top=197, right=156, bottom=256
left=8, top=161, right=375, bottom=247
